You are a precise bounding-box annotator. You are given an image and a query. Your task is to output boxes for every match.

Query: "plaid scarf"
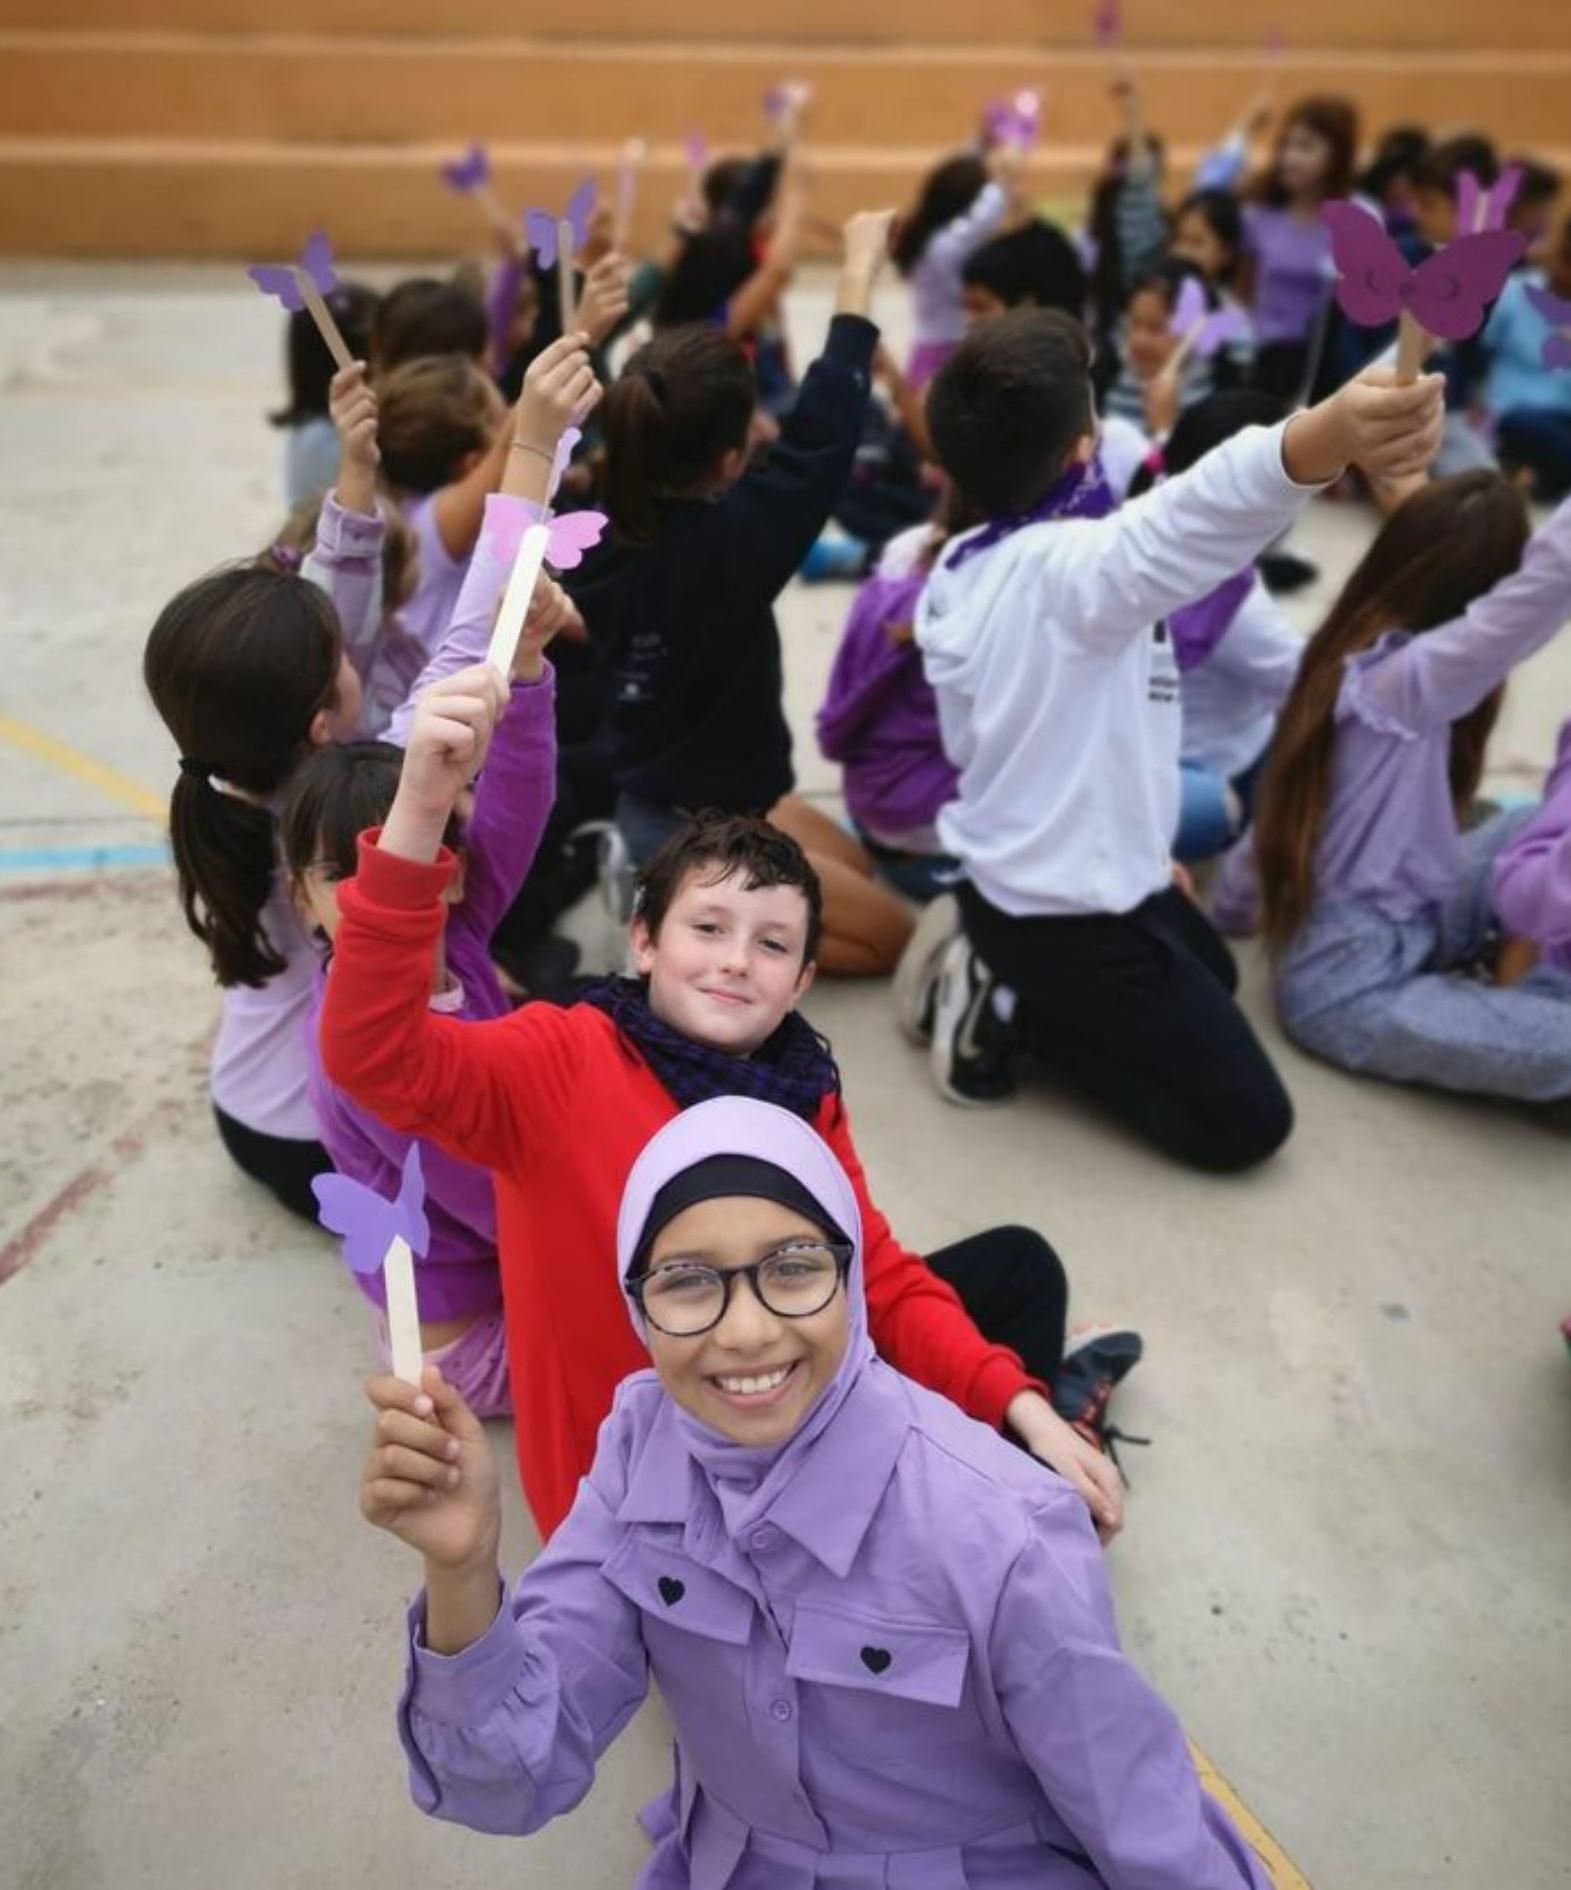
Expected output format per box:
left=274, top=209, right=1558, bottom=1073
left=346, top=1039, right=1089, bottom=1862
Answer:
left=582, top=977, right=839, bottom=1121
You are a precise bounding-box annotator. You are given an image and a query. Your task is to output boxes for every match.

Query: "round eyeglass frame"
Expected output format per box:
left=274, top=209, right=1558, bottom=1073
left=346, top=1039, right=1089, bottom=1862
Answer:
left=625, top=1240, right=853, bottom=1337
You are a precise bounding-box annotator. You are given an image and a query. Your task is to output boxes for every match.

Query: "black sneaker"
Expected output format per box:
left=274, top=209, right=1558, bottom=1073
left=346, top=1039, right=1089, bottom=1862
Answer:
left=929, top=933, right=1017, bottom=1105
left=893, top=892, right=961, bottom=1046
left=1258, top=549, right=1319, bottom=595
left=1053, top=1326, right=1150, bottom=1482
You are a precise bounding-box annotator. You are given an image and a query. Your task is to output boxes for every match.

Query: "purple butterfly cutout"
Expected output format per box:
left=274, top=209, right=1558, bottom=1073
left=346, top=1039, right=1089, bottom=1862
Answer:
left=683, top=132, right=710, bottom=174
left=1320, top=201, right=1525, bottom=341
left=441, top=142, right=490, bottom=194
left=247, top=231, right=338, bottom=313
left=482, top=496, right=609, bottom=571
left=526, top=178, right=597, bottom=270
left=1525, top=285, right=1571, bottom=369
left=1454, top=165, right=1522, bottom=237
left=312, top=1143, right=429, bottom=1278
left=1170, top=277, right=1249, bottom=358
left=1170, top=275, right=1207, bottom=337
left=1092, top=0, right=1122, bottom=47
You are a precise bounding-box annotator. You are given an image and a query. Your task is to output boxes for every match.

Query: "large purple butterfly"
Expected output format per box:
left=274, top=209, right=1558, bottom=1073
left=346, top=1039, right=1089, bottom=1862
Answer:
left=526, top=178, right=597, bottom=270
left=312, top=1143, right=430, bottom=1277
left=246, top=231, right=338, bottom=312
left=441, top=142, right=490, bottom=194
left=1525, top=285, right=1571, bottom=369
left=1320, top=201, right=1525, bottom=341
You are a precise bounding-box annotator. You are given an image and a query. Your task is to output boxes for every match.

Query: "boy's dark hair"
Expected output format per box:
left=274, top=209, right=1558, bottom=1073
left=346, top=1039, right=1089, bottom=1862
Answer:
left=1357, top=125, right=1431, bottom=204
left=634, top=813, right=823, bottom=967
left=373, top=276, right=489, bottom=375
left=927, top=308, right=1094, bottom=518
left=601, top=326, right=756, bottom=545
left=269, top=282, right=380, bottom=428
left=1124, top=387, right=1287, bottom=499
left=1510, top=158, right=1562, bottom=215
left=279, top=741, right=462, bottom=888
left=376, top=353, right=496, bottom=495
left=961, top=218, right=1088, bottom=317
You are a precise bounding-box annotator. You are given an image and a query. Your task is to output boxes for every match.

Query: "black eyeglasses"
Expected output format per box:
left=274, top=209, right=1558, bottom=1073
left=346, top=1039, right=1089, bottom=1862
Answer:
left=626, top=1240, right=852, bottom=1337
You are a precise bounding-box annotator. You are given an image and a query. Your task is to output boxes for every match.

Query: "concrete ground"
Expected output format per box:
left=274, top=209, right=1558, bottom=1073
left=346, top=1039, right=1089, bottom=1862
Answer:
left=0, top=263, right=1568, bottom=1890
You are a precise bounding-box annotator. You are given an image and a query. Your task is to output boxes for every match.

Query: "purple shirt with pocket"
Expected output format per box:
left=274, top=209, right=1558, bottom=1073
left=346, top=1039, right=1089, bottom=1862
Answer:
left=398, top=1362, right=1270, bottom=1889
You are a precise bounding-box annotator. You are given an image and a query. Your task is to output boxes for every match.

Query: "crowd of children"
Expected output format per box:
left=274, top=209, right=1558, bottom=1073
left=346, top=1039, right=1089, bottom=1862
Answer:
left=138, top=74, right=1571, bottom=1888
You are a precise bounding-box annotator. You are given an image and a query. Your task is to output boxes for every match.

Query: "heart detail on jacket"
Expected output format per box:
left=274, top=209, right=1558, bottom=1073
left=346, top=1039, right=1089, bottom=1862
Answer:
left=657, top=1576, right=685, bottom=1607
left=860, top=1646, right=892, bottom=1674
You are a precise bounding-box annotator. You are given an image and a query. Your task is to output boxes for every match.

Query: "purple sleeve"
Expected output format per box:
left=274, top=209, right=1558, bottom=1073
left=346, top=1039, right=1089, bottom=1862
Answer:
left=453, top=665, right=559, bottom=943
left=304, top=491, right=384, bottom=681
left=1352, top=493, right=1571, bottom=735
left=990, top=1503, right=1271, bottom=1888
left=1492, top=726, right=1571, bottom=950
left=815, top=572, right=926, bottom=759
left=398, top=1399, right=649, bottom=1836
left=386, top=498, right=517, bottom=745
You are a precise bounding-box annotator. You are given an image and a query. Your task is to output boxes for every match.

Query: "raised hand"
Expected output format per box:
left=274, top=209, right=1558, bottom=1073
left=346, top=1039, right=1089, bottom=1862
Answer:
left=577, top=252, right=633, bottom=350
left=328, top=360, right=379, bottom=516
left=361, top=1366, right=501, bottom=1574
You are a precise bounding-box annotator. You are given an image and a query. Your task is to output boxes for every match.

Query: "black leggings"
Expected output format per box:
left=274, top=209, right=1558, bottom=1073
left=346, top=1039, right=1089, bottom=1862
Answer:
left=960, top=881, right=1293, bottom=1174
left=927, top=1225, right=1069, bottom=1390
left=213, top=1105, right=332, bottom=1225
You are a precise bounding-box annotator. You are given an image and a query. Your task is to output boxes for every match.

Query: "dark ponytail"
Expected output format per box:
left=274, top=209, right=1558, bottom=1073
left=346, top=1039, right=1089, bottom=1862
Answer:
left=144, top=566, right=343, bottom=988
left=601, top=325, right=755, bottom=547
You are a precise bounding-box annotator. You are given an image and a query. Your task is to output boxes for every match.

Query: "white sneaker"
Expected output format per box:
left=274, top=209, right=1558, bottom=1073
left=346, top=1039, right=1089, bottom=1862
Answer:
left=929, top=932, right=1018, bottom=1106
left=892, top=892, right=961, bottom=1045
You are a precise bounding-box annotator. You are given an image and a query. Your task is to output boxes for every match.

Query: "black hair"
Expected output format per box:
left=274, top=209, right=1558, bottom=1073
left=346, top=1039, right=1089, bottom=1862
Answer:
left=634, top=812, right=823, bottom=967
left=143, top=567, right=343, bottom=988
left=893, top=152, right=991, bottom=277
left=372, top=276, right=488, bottom=375
left=1415, top=133, right=1499, bottom=200
left=1357, top=125, right=1432, bottom=205
left=279, top=741, right=460, bottom=887
left=1173, top=188, right=1245, bottom=287
left=961, top=218, right=1088, bottom=316
left=928, top=308, right=1094, bottom=518
left=1125, top=387, right=1287, bottom=498
left=601, top=325, right=756, bottom=545
left=268, top=282, right=380, bottom=427
left=1127, top=255, right=1214, bottom=317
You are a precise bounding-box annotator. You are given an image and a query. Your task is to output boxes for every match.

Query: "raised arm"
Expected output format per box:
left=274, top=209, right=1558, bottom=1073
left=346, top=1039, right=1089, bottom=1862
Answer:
left=1491, top=726, right=1571, bottom=953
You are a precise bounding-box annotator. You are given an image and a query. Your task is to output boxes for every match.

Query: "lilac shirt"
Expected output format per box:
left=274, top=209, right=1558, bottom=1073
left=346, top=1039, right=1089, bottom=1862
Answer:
left=909, top=180, right=1008, bottom=351
left=1241, top=205, right=1334, bottom=348
left=1492, top=716, right=1571, bottom=971
left=401, top=1364, right=1268, bottom=1889
left=1311, top=493, right=1571, bottom=922
left=303, top=667, right=556, bottom=1322
left=305, top=493, right=427, bottom=738
left=210, top=880, right=320, bottom=1140
left=816, top=533, right=958, bottom=843
left=403, top=493, right=470, bottom=659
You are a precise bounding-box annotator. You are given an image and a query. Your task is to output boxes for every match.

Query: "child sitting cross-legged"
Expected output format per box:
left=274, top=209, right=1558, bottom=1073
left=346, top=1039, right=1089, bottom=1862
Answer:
left=360, top=1096, right=1266, bottom=1888
left=321, top=681, right=1135, bottom=1542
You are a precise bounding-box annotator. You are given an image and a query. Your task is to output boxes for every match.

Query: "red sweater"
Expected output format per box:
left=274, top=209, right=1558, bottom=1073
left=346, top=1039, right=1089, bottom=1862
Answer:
left=322, top=835, right=1037, bottom=1536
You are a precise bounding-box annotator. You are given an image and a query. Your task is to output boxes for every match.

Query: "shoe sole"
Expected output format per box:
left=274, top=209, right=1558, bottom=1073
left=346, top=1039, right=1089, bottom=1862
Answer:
left=929, top=935, right=1013, bottom=1107
left=893, top=892, right=960, bottom=1046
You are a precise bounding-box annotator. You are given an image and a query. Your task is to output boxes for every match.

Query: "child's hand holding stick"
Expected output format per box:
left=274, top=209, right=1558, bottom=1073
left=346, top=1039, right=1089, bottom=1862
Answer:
left=1282, top=364, right=1445, bottom=488
left=327, top=360, right=379, bottom=517
left=380, top=666, right=511, bottom=866
left=361, top=1367, right=503, bottom=1655
left=835, top=207, right=897, bottom=318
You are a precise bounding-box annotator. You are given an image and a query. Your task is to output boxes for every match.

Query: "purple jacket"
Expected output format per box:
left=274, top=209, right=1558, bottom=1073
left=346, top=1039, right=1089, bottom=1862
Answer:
left=1493, top=716, right=1571, bottom=972
left=304, top=666, right=557, bottom=1322
left=400, top=1375, right=1267, bottom=1887
left=816, top=567, right=958, bottom=842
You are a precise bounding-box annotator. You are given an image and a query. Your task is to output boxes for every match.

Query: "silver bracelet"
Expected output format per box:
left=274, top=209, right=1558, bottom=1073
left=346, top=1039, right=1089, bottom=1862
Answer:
left=509, top=439, right=555, bottom=463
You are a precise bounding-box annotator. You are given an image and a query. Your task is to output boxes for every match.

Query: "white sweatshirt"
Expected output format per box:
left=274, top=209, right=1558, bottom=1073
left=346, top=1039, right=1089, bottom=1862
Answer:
left=915, top=422, right=1315, bottom=917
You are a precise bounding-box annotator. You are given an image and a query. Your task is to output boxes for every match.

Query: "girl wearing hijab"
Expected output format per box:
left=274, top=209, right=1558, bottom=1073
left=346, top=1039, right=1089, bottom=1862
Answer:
left=360, top=1096, right=1265, bottom=1889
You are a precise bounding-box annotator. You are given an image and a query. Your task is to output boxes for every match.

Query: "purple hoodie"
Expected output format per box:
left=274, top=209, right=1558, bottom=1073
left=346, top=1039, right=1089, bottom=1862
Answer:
left=816, top=566, right=958, bottom=842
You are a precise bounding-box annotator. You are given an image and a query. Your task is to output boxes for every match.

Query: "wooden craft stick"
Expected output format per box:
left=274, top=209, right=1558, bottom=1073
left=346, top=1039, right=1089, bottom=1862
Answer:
left=293, top=270, right=354, bottom=371
left=557, top=218, right=576, bottom=334
left=1395, top=309, right=1429, bottom=384
left=475, top=180, right=511, bottom=234
left=614, top=139, right=644, bottom=251
left=486, top=522, right=552, bottom=678
left=384, top=1235, right=423, bottom=1386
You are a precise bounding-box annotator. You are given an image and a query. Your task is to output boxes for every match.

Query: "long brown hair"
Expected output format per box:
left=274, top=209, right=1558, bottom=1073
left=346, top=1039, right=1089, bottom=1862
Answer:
left=1254, top=473, right=1529, bottom=952
left=1253, top=95, right=1359, bottom=206
left=144, top=566, right=343, bottom=988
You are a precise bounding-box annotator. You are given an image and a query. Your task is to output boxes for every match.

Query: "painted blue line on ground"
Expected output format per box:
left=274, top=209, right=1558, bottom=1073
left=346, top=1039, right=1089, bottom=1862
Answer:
left=0, top=843, right=170, bottom=872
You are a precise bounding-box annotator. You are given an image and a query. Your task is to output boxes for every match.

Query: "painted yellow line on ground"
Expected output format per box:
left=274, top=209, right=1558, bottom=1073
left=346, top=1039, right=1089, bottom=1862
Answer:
left=0, top=711, right=167, bottom=823
left=1192, top=1742, right=1312, bottom=1889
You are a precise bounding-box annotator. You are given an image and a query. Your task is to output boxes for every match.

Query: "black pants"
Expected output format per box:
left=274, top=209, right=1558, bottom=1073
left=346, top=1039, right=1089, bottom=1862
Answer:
left=926, top=1225, right=1069, bottom=1390
left=959, top=882, right=1293, bottom=1173
left=213, top=1105, right=332, bottom=1225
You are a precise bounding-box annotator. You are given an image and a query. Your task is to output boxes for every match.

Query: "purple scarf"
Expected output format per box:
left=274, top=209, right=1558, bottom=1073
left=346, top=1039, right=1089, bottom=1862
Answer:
left=582, top=977, right=839, bottom=1121
left=944, top=455, right=1119, bottom=571
left=1167, top=567, right=1254, bottom=673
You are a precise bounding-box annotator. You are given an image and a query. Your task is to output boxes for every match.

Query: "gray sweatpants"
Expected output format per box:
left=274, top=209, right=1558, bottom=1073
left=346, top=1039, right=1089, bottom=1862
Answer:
left=1275, top=813, right=1571, bottom=1102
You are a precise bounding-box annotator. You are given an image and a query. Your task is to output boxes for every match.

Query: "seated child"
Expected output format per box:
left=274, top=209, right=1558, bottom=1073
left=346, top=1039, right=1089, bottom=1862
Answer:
left=1099, top=259, right=1253, bottom=437
left=371, top=276, right=489, bottom=377
left=908, top=306, right=1443, bottom=1163
left=1492, top=714, right=1571, bottom=977
left=894, top=144, right=1018, bottom=390
left=269, top=283, right=380, bottom=507
left=1481, top=212, right=1571, bottom=503
left=960, top=216, right=1089, bottom=326
left=362, top=1097, right=1263, bottom=1888
left=322, top=747, right=1127, bottom=1539
left=1255, top=475, right=1571, bottom=1100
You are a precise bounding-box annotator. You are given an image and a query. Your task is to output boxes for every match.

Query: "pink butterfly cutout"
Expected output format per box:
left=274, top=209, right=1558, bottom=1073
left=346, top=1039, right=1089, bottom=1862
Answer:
left=441, top=142, right=490, bottom=194
left=1525, top=285, right=1571, bottom=369
left=1320, top=201, right=1525, bottom=341
left=482, top=498, right=608, bottom=571
left=526, top=178, right=597, bottom=270
left=246, top=231, right=338, bottom=312
left=1454, top=165, right=1522, bottom=237
left=312, top=1143, right=429, bottom=1277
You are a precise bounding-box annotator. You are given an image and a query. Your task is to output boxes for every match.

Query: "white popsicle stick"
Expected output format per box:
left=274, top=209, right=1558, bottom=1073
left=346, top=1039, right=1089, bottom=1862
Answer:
left=383, top=1236, right=423, bottom=1386
left=486, top=521, right=552, bottom=678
